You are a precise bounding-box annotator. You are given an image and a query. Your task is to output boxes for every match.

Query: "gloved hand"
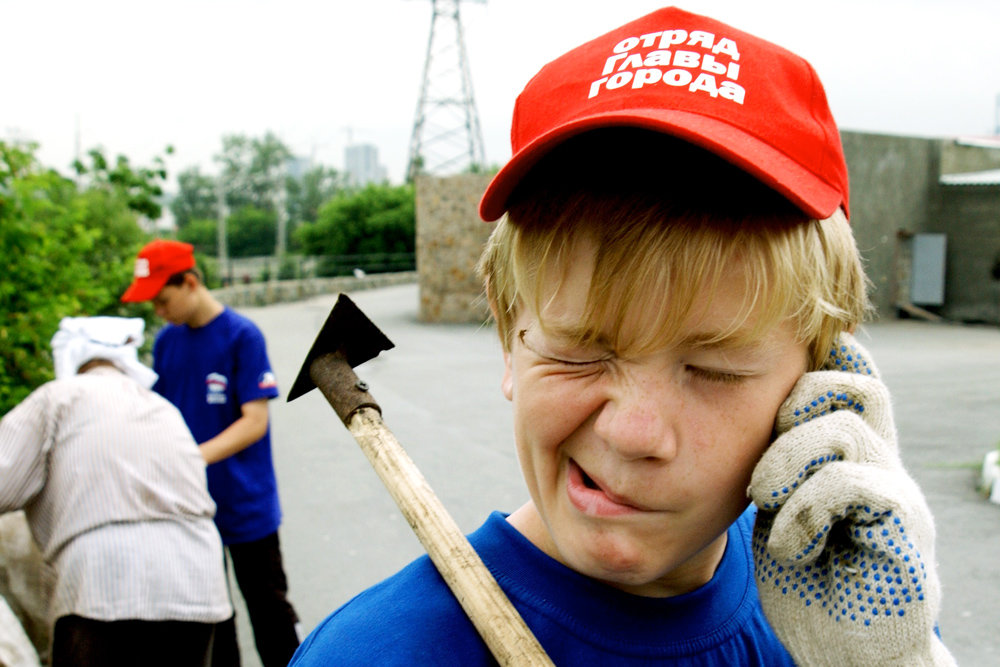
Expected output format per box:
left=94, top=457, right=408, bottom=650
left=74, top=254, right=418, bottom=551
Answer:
left=749, top=333, right=956, bottom=666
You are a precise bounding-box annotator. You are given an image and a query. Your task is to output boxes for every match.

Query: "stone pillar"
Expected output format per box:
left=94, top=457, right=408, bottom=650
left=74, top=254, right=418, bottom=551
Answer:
left=415, top=173, right=495, bottom=323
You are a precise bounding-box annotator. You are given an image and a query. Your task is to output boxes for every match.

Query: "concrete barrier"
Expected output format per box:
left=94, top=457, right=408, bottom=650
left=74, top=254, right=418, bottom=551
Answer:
left=211, top=272, right=417, bottom=308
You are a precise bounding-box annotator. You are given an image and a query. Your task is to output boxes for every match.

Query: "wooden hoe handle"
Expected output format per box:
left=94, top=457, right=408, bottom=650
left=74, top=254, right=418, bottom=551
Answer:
left=310, top=354, right=553, bottom=666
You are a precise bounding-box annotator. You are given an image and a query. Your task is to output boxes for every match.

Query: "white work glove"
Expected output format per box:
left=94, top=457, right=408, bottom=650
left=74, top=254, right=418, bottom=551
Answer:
left=749, top=333, right=956, bottom=666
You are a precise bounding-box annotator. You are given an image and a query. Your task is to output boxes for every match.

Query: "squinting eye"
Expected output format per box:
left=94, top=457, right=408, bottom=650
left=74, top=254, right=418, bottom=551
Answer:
left=547, top=355, right=606, bottom=367
left=518, top=329, right=610, bottom=366
left=686, top=366, right=748, bottom=385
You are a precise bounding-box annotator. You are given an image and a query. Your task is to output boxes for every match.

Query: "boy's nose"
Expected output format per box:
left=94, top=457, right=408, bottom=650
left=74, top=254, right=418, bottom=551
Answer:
left=592, top=374, right=679, bottom=462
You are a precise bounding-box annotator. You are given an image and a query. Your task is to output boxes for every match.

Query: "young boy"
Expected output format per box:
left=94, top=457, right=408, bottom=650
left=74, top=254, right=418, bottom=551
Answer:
left=121, top=241, right=301, bottom=667
left=291, top=7, right=954, bottom=665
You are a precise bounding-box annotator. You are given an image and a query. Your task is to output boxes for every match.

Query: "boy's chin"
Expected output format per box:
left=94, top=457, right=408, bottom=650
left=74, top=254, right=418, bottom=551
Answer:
left=562, top=534, right=676, bottom=593
left=559, top=521, right=728, bottom=597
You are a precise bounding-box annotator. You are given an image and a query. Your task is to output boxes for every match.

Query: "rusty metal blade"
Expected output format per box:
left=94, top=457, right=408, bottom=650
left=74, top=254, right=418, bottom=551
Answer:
left=286, top=293, right=394, bottom=402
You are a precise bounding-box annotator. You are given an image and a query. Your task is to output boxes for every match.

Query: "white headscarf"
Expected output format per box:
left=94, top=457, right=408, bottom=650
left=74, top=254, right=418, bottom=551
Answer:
left=50, top=316, right=158, bottom=389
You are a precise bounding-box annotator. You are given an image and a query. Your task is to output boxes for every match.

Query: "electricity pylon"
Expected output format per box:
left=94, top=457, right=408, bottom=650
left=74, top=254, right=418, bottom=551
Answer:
left=406, top=0, right=486, bottom=182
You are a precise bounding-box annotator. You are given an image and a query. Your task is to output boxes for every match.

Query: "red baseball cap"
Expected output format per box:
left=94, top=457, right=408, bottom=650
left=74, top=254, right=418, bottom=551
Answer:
left=120, top=239, right=196, bottom=302
left=479, top=6, right=849, bottom=222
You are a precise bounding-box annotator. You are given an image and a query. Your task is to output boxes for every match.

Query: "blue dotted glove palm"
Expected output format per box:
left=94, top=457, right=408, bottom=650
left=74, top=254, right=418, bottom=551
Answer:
left=749, top=333, right=955, bottom=666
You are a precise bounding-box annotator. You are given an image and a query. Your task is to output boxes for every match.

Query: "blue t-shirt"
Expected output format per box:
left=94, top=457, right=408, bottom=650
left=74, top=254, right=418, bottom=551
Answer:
left=290, top=506, right=794, bottom=665
left=153, top=307, right=281, bottom=544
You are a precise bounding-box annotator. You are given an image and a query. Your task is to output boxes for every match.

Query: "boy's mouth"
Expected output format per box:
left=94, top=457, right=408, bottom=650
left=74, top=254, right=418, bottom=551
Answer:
left=566, top=459, right=650, bottom=516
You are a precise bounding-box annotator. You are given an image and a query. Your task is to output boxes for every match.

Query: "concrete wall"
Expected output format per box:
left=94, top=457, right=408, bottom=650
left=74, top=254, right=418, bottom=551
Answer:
left=415, top=173, right=494, bottom=323
left=840, top=131, right=942, bottom=319
left=941, top=140, right=1000, bottom=174
left=930, top=184, right=1000, bottom=323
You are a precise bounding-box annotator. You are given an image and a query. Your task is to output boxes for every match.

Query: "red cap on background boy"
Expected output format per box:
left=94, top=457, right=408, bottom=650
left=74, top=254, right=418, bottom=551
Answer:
left=120, top=239, right=195, bottom=303
left=479, top=6, right=849, bottom=222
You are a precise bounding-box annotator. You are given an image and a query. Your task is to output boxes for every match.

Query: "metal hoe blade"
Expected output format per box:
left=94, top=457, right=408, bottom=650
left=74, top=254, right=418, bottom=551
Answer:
left=286, top=293, right=394, bottom=402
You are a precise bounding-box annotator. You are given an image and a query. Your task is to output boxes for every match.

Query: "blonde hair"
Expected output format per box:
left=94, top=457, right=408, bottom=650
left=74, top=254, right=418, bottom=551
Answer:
left=478, top=130, right=871, bottom=370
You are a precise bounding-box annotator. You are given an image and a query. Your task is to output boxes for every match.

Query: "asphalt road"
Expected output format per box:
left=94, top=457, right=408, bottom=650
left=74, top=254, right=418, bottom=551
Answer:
left=230, top=283, right=999, bottom=666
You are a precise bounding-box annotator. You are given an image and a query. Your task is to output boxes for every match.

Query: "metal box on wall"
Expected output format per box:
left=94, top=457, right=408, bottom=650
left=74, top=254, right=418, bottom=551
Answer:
left=910, top=233, right=947, bottom=306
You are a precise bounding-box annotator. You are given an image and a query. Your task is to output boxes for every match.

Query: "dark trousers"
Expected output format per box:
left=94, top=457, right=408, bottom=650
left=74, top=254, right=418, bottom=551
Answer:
left=52, top=615, right=215, bottom=667
left=212, top=531, right=301, bottom=667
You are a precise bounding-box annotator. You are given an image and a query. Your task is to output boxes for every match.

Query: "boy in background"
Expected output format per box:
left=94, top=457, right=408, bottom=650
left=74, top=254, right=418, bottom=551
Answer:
left=291, top=7, right=954, bottom=665
left=122, top=241, right=300, bottom=667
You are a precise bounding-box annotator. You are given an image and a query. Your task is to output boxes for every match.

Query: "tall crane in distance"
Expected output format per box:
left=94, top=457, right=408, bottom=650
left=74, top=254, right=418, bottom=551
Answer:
left=406, top=0, right=486, bottom=182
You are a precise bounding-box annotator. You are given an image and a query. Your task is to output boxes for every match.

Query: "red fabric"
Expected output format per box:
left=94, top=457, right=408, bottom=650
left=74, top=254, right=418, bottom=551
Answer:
left=120, top=239, right=195, bottom=302
left=479, top=6, right=849, bottom=222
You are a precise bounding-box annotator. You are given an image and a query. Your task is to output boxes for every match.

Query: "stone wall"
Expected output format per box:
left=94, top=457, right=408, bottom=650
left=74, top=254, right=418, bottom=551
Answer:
left=211, top=271, right=417, bottom=308
left=415, top=173, right=494, bottom=323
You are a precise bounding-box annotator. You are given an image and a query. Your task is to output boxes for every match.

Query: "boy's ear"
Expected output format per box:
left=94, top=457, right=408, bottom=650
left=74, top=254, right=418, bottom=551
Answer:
left=483, top=278, right=515, bottom=400
left=501, top=347, right=514, bottom=401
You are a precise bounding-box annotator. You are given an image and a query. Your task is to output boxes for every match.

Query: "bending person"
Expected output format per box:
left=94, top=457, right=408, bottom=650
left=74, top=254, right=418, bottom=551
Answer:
left=0, top=316, right=231, bottom=667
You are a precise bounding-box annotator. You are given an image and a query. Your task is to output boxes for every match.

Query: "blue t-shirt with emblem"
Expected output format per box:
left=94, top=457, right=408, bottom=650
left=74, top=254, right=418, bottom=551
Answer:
left=153, top=307, right=281, bottom=544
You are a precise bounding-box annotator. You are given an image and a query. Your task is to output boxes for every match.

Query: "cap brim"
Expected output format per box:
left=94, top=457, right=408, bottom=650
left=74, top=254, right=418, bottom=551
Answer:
left=120, top=275, right=169, bottom=303
left=479, top=109, right=844, bottom=222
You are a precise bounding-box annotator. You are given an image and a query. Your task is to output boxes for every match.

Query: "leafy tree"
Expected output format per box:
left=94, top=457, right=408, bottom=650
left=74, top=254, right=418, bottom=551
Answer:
left=176, top=207, right=278, bottom=258
left=227, top=206, right=277, bottom=257
left=1, top=141, right=164, bottom=414
left=295, top=183, right=415, bottom=274
left=176, top=217, right=218, bottom=254
left=172, top=134, right=346, bottom=258
left=286, top=165, right=344, bottom=225
left=170, top=166, right=218, bottom=229
left=216, top=132, right=291, bottom=213
left=73, top=147, right=170, bottom=220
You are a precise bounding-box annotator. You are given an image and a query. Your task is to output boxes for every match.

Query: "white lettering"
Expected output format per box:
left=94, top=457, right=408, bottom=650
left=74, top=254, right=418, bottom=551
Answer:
left=713, top=38, right=741, bottom=60
left=643, top=50, right=672, bottom=67
left=588, top=69, right=745, bottom=104
left=662, top=69, right=694, bottom=87
left=687, top=30, right=715, bottom=49
left=588, top=77, right=608, bottom=98
left=603, top=53, right=629, bottom=75
left=700, top=54, right=727, bottom=76
left=719, top=81, right=746, bottom=104
left=672, top=50, right=700, bottom=68
left=588, top=23, right=746, bottom=105
left=689, top=73, right=719, bottom=97
left=607, top=72, right=633, bottom=90
left=632, top=68, right=663, bottom=89
left=619, top=53, right=645, bottom=71
left=614, top=37, right=640, bottom=53
left=638, top=32, right=663, bottom=48
left=658, top=29, right=687, bottom=48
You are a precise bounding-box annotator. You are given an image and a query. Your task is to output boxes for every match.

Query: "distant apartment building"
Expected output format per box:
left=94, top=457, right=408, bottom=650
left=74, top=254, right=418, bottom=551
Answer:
left=285, top=155, right=311, bottom=180
left=344, top=143, right=388, bottom=187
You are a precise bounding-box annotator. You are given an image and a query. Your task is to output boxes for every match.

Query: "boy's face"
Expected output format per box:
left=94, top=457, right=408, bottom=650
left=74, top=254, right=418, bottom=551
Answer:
left=501, top=236, right=808, bottom=597
left=151, top=279, right=198, bottom=326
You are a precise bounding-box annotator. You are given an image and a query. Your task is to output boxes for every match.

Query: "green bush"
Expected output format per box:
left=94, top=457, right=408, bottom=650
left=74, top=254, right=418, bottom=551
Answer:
left=0, top=142, right=163, bottom=414
left=295, top=183, right=415, bottom=258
